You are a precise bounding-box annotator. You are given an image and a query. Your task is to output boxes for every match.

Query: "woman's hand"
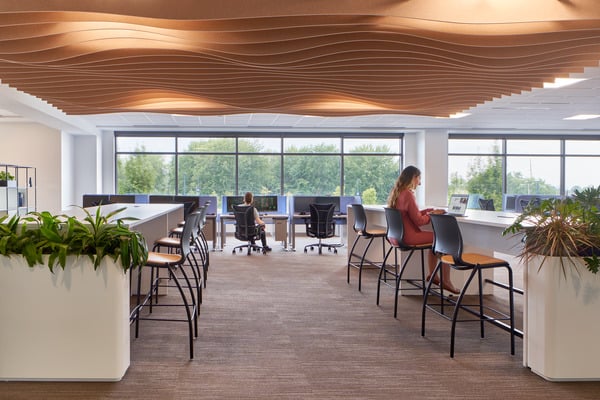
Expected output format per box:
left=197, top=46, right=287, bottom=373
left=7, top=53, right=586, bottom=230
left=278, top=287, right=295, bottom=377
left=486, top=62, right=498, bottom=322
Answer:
left=428, top=208, right=446, bottom=215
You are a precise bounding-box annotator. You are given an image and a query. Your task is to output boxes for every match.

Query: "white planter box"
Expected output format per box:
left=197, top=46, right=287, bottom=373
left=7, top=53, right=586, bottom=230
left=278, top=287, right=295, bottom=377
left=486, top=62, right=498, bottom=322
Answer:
left=525, top=255, right=600, bottom=381
left=0, top=256, right=130, bottom=381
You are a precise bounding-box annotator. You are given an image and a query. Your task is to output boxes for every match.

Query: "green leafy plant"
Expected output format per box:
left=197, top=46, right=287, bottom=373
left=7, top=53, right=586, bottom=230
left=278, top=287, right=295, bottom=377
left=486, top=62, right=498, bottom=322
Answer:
left=0, top=171, right=15, bottom=181
left=503, top=193, right=600, bottom=276
left=0, top=207, right=148, bottom=273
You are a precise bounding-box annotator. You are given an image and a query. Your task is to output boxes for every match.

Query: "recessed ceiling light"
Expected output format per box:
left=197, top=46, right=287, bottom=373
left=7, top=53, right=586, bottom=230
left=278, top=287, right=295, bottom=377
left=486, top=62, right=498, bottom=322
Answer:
left=543, top=78, right=587, bottom=89
left=563, top=114, right=600, bottom=120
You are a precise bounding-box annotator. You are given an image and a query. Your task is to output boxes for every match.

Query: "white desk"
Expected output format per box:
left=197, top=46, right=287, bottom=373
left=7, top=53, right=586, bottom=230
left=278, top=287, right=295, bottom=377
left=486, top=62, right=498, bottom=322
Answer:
left=289, top=213, right=347, bottom=251
left=219, top=213, right=289, bottom=250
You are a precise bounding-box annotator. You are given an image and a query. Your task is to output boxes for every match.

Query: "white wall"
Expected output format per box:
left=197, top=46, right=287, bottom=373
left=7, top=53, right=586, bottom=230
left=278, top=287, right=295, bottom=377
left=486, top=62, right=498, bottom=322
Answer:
left=72, top=135, right=101, bottom=207
left=61, top=131, right=75, bottom=210
left=0, top=122, right=62, bottom=214
left=403, top=129, right=449, bottom=208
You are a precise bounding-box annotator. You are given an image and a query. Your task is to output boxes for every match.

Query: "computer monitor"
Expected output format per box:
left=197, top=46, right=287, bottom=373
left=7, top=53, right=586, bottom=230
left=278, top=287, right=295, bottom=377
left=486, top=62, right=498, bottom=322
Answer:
left=292, top=196, right=316, bottom=215
left=82, top=194, right=110, bottom=208
left=148, top=195, right=175, bottom=203
left=315, top=196, right=341, bottom=213
left=224, top=195, right=244, bottom=213
left=253, top=195, right=279, bottom=213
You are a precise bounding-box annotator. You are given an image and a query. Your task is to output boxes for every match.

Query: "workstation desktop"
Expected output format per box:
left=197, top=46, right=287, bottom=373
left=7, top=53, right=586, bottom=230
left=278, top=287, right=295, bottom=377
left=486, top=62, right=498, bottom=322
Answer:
left=221, top=195, right=286, bottom=215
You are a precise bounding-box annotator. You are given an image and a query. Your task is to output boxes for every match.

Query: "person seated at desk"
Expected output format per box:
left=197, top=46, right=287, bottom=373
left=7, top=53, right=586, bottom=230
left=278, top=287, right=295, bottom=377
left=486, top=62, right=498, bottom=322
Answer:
left=388, top=166, right=459, bottom=294
left=242, top=192, right=272, bottom=252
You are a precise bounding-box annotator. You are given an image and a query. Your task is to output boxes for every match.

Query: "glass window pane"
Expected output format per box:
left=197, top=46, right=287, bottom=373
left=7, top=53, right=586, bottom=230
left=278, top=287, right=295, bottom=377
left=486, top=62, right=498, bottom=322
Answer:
left=177, top=137, right=235, bottom=152
left=284, top=137, right=341, bottom=153
left=448, top=155, right=503, bottom=208
left=565, top=157, right=600, bottom=195
left=116, top=154, right=174, bottom=194
left=344, top=155, right=399, bottom=204
left=238, top=155, right=281, bottom=194
left=506, top=139, right=560, bottom=154
left=343, top=138, right=400, bottom=154
left=238, top=138, right=281, bottom=153
left=178, top=155, right=235, bottom=201
left=284, top=155, right=340, bottom=195
left=506, top=156, right=560, bottom=195
left=565, top=140, right=600, bottom=155
left=116, top=137, right=175, bottom=153
left=448, top=139, right=501, bottom=154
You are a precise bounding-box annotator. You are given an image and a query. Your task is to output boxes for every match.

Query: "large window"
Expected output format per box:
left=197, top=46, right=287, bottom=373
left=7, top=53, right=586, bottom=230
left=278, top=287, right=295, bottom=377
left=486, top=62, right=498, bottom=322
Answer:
left=448, top=135, right=600, bottom=210
left=115, top=133, right=403, bottom=207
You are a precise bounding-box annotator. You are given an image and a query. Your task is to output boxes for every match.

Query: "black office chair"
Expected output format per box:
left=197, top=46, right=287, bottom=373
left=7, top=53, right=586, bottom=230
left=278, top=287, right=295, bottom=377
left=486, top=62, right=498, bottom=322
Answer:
left=478, top=198, right=495, bottom=211
left=377, top=207, right=430, bottom=318
left=347, top=204, right=387, bottom=291
left=421, top=213, right=515, bottom=358
left=304, top=203, right=342, bottom=255
left=232, top=204, right=266, bottom=255
left=520, top=197, right=541, bottom=211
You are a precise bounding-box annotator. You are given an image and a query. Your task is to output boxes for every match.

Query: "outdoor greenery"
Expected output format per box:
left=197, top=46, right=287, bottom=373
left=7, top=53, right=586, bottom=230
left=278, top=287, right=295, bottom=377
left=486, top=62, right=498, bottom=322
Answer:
left=0, top=207, right=148, bottom=273
left=503, top=186, right=600, bottom=275
left=0, top=170, right=15, bottom=181
left=117, top=139, right=399, bottom=206
left=449, top=154, right=559, bottom=208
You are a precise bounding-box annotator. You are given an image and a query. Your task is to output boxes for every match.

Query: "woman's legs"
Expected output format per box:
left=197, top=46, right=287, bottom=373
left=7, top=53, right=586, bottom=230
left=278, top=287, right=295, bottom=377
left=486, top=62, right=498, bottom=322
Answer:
left=427, top=251, right=459, bottom=294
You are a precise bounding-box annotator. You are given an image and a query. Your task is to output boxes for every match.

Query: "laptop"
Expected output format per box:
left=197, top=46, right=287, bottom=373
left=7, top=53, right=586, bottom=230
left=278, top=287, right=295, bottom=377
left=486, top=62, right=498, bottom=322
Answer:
left=447, top=194, right=469, bottom=216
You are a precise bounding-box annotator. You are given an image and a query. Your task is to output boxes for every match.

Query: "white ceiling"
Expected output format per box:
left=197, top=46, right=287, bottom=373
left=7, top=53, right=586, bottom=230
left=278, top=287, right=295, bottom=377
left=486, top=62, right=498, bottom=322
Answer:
left=2, top=63, right=600, bottom=135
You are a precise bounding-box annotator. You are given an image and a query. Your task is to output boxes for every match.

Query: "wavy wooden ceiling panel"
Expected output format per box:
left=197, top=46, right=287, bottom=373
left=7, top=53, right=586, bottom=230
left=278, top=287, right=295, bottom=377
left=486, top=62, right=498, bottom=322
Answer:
left=1, top=2, right=600, bottom=118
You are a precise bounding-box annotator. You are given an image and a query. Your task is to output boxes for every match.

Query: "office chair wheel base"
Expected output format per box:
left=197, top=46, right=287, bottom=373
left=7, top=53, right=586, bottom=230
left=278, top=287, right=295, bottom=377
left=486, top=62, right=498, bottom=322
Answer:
left=232, top=249, right=236, bottom=254
left=304, top=249, right=308, bottom=253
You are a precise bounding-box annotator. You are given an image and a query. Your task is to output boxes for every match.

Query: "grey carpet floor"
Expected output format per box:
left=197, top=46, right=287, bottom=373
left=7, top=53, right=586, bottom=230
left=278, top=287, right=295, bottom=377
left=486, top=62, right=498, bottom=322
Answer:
left=2, top=238, right=600, bottom=399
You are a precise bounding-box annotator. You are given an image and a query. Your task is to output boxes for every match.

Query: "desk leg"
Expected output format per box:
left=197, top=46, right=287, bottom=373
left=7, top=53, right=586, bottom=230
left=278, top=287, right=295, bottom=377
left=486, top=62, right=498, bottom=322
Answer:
left=220, top=219, right=226, bottom=250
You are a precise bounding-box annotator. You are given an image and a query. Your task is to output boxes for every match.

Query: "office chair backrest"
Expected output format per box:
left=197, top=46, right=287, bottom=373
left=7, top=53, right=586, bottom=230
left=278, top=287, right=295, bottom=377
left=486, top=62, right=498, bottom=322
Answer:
left=429, top=214, right=464, bottom=263
left=351, top=203, right=368, bottom=233
left=308, top=203, right=335, bottom=238
left=189, top=207, right=205, bottom=241
left=478, top=198, right=495, bottom=211
left=232, top=204, right=257, bottom=242
left=179, top=209, right=198, bottom=259
left=384, top=207, right=407, bottom=249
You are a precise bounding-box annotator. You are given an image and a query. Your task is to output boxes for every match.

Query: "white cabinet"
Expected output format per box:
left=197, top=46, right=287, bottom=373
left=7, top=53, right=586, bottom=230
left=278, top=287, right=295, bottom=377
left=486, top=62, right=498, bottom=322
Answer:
left=0, top=164, right=36, bottom=216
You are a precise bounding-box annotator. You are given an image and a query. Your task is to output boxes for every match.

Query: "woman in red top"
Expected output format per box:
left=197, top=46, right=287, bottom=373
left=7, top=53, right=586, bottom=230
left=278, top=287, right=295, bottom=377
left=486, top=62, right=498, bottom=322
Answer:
left=387, top=166, right=459, bottom=294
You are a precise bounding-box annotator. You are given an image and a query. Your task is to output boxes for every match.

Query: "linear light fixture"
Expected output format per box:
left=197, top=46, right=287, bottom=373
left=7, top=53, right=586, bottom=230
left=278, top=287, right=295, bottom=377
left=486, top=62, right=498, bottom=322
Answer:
left=543, top=78, right=587, bottom=89
left=563, top=114, right=600, bottom=120
left=448, top=112, right=471, bottom=119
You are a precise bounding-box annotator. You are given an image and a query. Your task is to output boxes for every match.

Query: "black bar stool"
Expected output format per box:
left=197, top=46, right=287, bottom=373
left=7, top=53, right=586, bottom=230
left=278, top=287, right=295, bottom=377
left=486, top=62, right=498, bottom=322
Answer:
left=377, top=207, right=430, bottom=318
left=131, top=211, right=199, bottom=359
left=347, top=204, right=387, bottom=291
left=421, top=213, right=515, bottom=358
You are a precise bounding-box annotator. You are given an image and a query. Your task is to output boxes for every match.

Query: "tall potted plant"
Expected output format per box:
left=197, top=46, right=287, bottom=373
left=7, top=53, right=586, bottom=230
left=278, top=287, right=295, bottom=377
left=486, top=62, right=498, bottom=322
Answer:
left=0, top=207, right=148, bottom=381
left=503, top=187, right=600, bottom=381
